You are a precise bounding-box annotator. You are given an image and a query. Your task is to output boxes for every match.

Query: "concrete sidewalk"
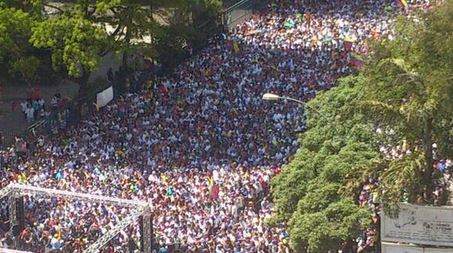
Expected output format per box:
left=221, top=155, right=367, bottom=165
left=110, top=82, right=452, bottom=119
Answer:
left=0, top=80, right=78, bottom=144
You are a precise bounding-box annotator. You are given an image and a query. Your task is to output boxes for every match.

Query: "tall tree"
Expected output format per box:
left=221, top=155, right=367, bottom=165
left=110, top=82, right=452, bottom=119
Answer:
left=272, top=2, right=453, bottom=251
left=272, top=76, right=379, bottom=252
left=357, top=0, right=453, bottom=205
left=0, top=3, right=40, bottom=85
left=30, top=12, right=109, bottom=102
left=2, top=0, right=220, bottom=92
left=95, top=0, right=169, bottom=71
left=27, top=0, right=161, bottom=101
left=152, top=0, right=221, bottom=69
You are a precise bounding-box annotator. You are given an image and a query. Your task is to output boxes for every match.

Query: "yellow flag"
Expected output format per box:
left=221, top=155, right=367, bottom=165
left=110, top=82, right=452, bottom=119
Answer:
left=56, top=228, right=62, bottom=240
left=208, top=176, right=214, bottom=191
left=19, top=173, right=27, bottom=183
left=233, top=41, right=240, bottom=54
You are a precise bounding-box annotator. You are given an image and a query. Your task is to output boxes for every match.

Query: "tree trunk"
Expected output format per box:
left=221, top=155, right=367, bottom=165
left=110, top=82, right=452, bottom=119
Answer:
left=121, top=7, right=133, bottom=73
left=77, top=70, right=91, bottom=119
left=149, top=2, right=155, bottom=46
left=422, top=117, right=434, bottom=204
left=122, top=50, right=129, bottom=72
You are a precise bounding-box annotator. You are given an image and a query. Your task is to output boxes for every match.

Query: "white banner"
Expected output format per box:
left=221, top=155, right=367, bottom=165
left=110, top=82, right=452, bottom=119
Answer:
left=382, top=243, right=453, bottom=253
left=96, top=86, right=113, bottom=108
left=381, top=203, right=453, bottom=247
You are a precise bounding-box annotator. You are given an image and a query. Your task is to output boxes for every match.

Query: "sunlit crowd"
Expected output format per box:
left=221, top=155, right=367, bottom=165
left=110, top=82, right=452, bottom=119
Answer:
left=0, top=0, right=434, bottom=252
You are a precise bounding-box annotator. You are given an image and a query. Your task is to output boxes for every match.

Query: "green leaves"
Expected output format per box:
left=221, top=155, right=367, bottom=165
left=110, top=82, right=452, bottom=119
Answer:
left=274, top=3, right=453, bottom=252
left=271, top=76, right=379, bottom=252
left=9, top=56, right=40, bottom=83
left=1, top=0, right=220, bottom=99
left=289, top=198, right=371, bottom=253
left=272, top=148, right=319, bottom=218
left=0, top=5, right=43, bottom=84
left=0, top=7, right=32, bottom=60
left=96, top=0, right=123, bottom=14
left=380, top=151, right=425, bottom=204
left=359, top=1, right=453, bottom=205
left=30, top=15, right=107, bottom=77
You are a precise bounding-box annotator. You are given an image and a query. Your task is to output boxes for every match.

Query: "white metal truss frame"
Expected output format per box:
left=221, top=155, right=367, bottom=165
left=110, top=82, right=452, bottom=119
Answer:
left=0, top=184, right=18, bottom=237
left=0, top=184, right=151, bottom=253
left=0, top=185, right=13, bottom=200
left=11, top=184, right=147, bottom=207
left=84, top=205, right=149, bottom=253
left=0, top=249, right=33, bottom=253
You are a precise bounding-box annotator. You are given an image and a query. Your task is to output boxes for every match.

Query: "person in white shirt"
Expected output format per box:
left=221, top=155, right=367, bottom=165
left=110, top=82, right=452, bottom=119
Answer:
left=25, top=105, right=35, bottom=123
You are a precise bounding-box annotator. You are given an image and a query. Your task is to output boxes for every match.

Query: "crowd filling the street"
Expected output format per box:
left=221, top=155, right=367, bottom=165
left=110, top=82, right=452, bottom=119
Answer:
left=0, top=0, right=444, bottom=252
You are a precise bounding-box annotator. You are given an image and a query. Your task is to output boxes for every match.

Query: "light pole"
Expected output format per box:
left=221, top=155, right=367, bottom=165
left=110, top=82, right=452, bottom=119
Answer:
left=262, top=93, right=305, bottom=106
left=262, top=93, right=325, bottom=119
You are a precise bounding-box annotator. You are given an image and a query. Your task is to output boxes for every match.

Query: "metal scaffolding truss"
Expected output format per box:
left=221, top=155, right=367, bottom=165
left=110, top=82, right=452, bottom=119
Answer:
left=0, top=184, right=152, bottom=253
left=0, top=185, right=13, bottom=200
left=84, top=205, right=149, bottom=253
left=12, top=184, right=147, bottom=207
left=0, top=249, right=33, bottom=253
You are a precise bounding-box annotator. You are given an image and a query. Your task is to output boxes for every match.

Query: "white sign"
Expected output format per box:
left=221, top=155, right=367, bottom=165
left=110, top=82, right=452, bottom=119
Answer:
left=382, top=243, right=453, bottom=253
left=96, top=86, right=113, bottom=108
left=381, top=203, right=453, bottom=247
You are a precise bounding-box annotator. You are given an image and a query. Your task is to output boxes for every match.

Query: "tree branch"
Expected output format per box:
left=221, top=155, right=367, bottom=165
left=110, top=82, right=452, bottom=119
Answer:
left=99, top=50, right=110, bottom=57
left=43, top=3, right=65, bottom=14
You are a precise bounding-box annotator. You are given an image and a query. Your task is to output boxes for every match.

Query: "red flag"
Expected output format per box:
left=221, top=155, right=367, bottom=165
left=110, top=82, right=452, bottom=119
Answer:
left=258, top=176, right=267, bottom=190
left=212, top=184, right=219, bottom=200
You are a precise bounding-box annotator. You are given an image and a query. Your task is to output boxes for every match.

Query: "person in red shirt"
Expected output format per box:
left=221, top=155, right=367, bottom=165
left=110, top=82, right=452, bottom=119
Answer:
left=31, top=86, right=41, bottom=100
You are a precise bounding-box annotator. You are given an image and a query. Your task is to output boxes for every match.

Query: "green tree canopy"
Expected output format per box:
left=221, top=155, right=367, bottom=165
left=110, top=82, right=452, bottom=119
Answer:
left=0, top=5, right=41, bottom=84
left=358, top=0, right=453, bottom=205
left=272, top=2, right=453, bottom=252
left=30, top=11, right=109, bottom=102
left=272, top=76, right=379, bottom=252
left=1, top=0, right=221, bottom=98
left=30, top=15, right=108, bottom=78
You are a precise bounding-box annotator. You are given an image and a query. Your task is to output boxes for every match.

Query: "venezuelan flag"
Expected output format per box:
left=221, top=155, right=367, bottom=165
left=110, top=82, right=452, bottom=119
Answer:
left=343, top=39, right=353, bottom=51
left=397, top=0, right=408, bottom=8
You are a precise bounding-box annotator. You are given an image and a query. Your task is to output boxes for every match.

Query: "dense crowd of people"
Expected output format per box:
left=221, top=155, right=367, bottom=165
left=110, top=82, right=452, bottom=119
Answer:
left=0, top=0, right=439, bottom=252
